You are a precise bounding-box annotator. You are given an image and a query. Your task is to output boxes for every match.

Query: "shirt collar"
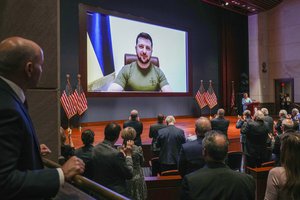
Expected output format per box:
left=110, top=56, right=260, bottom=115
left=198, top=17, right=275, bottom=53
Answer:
left=0, top=76, right=25, bottom=103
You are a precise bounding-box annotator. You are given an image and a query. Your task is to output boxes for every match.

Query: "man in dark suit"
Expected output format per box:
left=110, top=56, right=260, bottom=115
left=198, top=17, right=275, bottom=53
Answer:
left=88, top=122, right=133, bottom=198
left=241, top=110, right=270, bottom=168
left=181, top=131, right=255, bottom=200
left=261, top=107, right=274, bottom=134
left=211, top=108, right=230, bottom=137
left=149, top=113, right=167, bottom=156
left=157, top=115, right=186, bottom=172
left=178, top=117, right=211, bottom=177
left=123, top=109, right=143, bottom=146
left=0, top=37, right=85, bottom=200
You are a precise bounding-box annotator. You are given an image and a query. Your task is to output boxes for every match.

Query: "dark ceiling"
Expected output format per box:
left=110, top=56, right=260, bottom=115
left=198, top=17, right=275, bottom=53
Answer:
left=202, top=0, right=283, bottom=15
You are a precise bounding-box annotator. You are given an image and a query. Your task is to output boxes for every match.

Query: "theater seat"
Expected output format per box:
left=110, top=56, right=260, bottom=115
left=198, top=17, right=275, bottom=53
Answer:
left=124, top=53, right=159, bottom=67
left=149, top=157, right=160, bottom=176
left=227, top=151, right=243, bottom=171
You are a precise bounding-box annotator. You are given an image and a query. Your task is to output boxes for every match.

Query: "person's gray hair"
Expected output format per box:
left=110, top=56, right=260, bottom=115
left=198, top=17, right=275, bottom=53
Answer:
left=217, top=108, right=225, bottom=117
left=292, top=108, right=299, bottom=115
left=261, top=108, right=269, bottom=116
left=195, top=117, right=211, bottom=137
left=254, top=110, right=264, bottom=121
left=202, top=130, right=229, bottom=162
left=243, top=110, right=251, bottom=117
left=279, top=109, right=288, bottom=117
left=165, top=115, right=176, bottom=124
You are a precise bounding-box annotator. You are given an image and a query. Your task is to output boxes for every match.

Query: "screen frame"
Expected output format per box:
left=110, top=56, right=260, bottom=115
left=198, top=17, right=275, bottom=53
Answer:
left=79, top=3, right=193, bottom=97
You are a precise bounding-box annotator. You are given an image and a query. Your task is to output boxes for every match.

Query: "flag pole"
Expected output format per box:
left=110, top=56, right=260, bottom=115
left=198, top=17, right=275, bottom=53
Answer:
left=66, top=74, right=71, bottom=131
left=77, top=74, right=82, bottom=133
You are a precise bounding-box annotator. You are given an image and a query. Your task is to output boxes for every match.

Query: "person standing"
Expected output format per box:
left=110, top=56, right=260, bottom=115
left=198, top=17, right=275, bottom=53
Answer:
left=242, top=92, right=252, bottom=112
left=181, top=131, right=255, bottom=200
left=0, top=37, right=85, bottom=199
left=123, top=109, right=143, bottom=146
left=157, top=115, right=186, bottom=172
left=149, top=114, right=167, bottom=157
left=178, top=117, right=211, bottom=177
left=211, top=108, right=230, bottom=137
left=88, top=122, right=133, bottom=198
left=264, top=132, right=300, bottom=200
left=120, top=127, right=147, bottom=200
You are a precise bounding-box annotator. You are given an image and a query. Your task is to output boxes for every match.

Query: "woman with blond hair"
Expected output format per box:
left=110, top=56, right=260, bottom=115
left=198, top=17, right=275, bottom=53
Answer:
left=119, top=127, right=147, bottom=200
left=264, top=132, right=300, bottom=200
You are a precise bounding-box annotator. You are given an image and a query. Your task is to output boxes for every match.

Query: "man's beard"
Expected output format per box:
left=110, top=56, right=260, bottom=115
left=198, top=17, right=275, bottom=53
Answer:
left=137, top=54, right=151, bottom=64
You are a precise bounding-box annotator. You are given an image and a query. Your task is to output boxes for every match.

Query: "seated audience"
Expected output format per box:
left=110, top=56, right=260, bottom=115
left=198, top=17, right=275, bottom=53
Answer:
left=236, top=109, right=252, bottom=153
left=264, top=132, right=300, bottom=200
left=88, top=122, right=134, bottom=198
left=181, top=131, right=255, bottom=200
left=123, top=109, right=143, bottom=146
left=60, top=126, right=75, bottom=161
left=241, top=110, right=270, bottom=167
left=178, top=117, right=211, bottom=177
left=75, top=129, right=95, bottom=165
left=120, top=127, right=147, bottom=200
left=272, top=118, right=294, bottom=166
left=211, top=108, right=230, bottom=137
left=157, top=115, right=186, bottom=172
left=149, top=114, right=167, bottom=157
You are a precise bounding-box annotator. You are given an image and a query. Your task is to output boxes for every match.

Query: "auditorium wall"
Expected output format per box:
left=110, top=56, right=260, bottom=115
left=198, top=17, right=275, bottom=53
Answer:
left=60, top=0, right=249, bottom=124
left=249, top=0, right=300, bottom=110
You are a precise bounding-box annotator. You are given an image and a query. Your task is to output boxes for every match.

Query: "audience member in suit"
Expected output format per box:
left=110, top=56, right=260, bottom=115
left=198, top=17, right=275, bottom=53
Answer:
left=236, top=109, right=252, bottom=153
left=274, top=109, right=287, bottom=135
left=181, top=131, right=255, bottom=200
left=241, top=110, right=270, bottom=168
left=149, top=114, right=167, bottom=157
left=0, top=37, right=84, bottom=199
left=178, top=117, right=211, bottom=177
left=119, top=127, right=147, bottom=200
left=272, top=118, right=295, bottom=166
left=211, top=108, right=230, bottom=137
left=123, top=109, right=143, bottom=146
left=60, top=126, right=75, bottom=162
left=157, top=115, right=186, bottom=172
left=88, top=122, right=134, bottom=198
left=261, top=108, right=274, bottom=134
left=291, top=108, right=300, bottom=131
left=265, top=132, right=300, bottom=200
left=75, top=129, right=94, bottom=165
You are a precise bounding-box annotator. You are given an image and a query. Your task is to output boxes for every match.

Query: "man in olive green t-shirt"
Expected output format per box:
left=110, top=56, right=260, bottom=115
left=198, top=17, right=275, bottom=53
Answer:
left=108, top=32, right=172, bottom=92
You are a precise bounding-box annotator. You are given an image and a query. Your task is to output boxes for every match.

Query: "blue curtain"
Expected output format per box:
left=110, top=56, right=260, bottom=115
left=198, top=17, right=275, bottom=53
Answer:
left=87, top=12, right=115, bottom=76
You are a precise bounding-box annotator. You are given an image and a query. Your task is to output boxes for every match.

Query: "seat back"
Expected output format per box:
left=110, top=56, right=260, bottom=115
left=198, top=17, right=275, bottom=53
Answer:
left=149, top=157, right=160, bottom=176
left=227, top=151, right=243, bottom=171
left=160, top=169, right=180, bottom=176
left=124, top=53, right=159, bottom=67
left=261, top=160, right=275, bottom=167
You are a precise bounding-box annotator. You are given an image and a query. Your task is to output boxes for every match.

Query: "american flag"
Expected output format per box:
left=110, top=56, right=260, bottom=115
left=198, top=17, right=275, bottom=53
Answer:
left=195, top=81, right=207, bottom=109
left=230, top=81, right=235, bottom=109
left=73, top=75, right=88, bottom=115
left=60, top=76, right=77, bottom=119
left=204, top=81, right=218, bottom=109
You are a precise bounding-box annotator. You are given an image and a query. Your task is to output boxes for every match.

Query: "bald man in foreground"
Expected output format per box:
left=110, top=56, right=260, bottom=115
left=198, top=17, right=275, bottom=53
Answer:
left=181, top=131, right=255, bottom=200
left=0, top=37, right=85, bottom=200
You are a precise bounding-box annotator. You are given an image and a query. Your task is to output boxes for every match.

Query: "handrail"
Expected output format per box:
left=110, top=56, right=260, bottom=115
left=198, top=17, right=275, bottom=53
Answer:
left=42, top=158, right=130, bottom=200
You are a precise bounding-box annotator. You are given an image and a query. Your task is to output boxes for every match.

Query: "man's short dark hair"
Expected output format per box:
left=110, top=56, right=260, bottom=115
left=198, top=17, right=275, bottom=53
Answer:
left=104, top=122, right=121, bottom=142
left=81, top=129, right=95, bottom=146
left=136, top=32, right=153, bottom=47
left=203, top=130, right=229, bottom=162
left=157, top=114, right=165, bottom=123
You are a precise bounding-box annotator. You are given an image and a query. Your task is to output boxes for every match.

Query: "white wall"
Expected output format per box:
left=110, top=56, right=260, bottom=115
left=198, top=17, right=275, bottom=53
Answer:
left=248, top=0, right=300, bottom=103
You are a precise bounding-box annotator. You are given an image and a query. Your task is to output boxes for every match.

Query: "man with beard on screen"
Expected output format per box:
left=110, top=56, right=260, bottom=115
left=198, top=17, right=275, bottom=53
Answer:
left=108, top=32, right=172, bottom=92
